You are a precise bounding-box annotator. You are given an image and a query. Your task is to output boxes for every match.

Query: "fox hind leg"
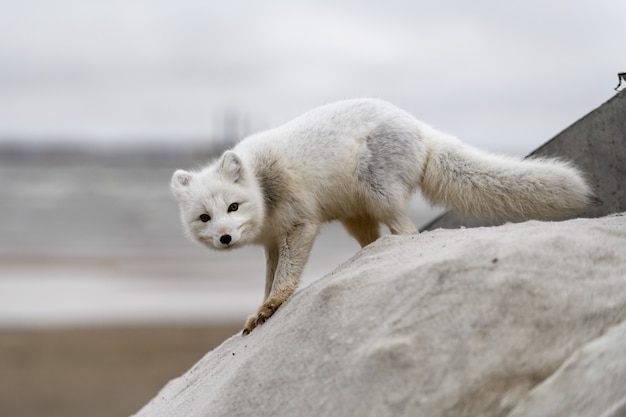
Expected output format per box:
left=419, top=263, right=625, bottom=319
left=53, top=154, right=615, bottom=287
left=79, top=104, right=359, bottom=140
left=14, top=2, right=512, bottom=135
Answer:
left=341, top=217, right=381, bottom=247
left=385, top=210, right=418, bottom=235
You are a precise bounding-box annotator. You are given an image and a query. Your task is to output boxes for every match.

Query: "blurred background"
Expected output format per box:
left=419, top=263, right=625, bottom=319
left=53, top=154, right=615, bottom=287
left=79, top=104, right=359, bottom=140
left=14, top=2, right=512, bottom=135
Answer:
left=0, top=1, right=624, bottom=416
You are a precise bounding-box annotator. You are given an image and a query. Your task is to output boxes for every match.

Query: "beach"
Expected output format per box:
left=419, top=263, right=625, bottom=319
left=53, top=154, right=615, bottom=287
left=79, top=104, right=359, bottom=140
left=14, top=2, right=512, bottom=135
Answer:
left=0, top=323, right=241, bottom=417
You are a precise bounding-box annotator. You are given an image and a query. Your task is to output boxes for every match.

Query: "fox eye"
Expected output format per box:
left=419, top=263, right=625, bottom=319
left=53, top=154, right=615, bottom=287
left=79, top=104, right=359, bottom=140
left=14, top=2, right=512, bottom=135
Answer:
left=228, top=203, right=239, bottom=213
left=199, top=213, right=211, bottom=222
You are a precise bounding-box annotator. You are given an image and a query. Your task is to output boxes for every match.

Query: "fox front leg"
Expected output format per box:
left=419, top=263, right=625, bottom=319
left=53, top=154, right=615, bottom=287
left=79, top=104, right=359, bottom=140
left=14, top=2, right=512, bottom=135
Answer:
left=243, top=223, right=319, bottom=335
left=263, top=244, right=279, bottom=300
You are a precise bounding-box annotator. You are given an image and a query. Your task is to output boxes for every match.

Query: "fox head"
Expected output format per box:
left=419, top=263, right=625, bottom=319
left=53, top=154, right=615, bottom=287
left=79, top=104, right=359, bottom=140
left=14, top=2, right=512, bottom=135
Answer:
left=171, top=151, right=265, bottom=250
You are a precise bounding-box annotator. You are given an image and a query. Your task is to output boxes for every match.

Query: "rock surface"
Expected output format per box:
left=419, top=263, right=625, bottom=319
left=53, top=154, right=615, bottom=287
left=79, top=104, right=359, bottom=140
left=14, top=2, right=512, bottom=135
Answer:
left=133, top=213, right=626, bottom=417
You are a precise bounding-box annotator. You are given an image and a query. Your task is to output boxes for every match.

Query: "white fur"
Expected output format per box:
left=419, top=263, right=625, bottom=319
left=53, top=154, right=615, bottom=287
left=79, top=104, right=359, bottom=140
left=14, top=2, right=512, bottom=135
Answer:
left=171, top=98, right=593, bottom=334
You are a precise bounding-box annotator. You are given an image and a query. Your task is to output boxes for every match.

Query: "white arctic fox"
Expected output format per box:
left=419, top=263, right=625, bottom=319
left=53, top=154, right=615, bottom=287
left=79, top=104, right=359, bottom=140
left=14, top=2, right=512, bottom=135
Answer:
left=171, top=99, right=592, bottom=334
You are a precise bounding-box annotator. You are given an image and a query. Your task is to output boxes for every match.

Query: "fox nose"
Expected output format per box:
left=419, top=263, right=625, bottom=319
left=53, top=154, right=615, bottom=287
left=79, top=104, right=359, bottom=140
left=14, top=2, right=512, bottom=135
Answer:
left=220, top=234, right=232, bottom=245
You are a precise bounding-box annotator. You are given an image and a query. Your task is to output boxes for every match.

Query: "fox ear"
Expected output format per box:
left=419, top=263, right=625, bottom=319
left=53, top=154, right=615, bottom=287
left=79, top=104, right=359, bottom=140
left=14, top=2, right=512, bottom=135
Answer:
left=171, top=170, right=193, bottom=198
left=219, top=151, right=244, bottom=183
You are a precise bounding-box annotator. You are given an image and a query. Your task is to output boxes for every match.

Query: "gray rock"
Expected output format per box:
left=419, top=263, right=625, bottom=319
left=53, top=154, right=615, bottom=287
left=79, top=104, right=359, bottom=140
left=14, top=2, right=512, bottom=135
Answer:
left=133, top=213, right=626, bottom=417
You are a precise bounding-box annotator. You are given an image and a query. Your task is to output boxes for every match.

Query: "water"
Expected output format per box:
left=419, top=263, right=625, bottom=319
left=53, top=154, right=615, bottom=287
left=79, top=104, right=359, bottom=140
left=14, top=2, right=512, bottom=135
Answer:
left=0, top=149, right=442, bottom=327
left=0, top=152, right=189, bottom=251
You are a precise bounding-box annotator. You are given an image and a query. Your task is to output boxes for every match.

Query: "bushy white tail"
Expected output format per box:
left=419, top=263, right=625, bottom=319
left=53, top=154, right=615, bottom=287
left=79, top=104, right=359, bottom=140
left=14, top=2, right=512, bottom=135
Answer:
left=420, top=138, right=593, bottom=221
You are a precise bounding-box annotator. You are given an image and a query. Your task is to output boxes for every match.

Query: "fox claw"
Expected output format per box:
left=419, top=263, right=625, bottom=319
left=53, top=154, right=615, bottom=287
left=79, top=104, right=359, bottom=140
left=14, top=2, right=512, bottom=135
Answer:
left=241, top=299, right=281, bottom=335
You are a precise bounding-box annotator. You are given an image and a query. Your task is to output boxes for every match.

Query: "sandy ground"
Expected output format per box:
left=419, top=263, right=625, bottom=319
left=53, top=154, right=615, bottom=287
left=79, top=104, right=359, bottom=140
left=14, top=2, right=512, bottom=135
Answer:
left=0, top=323, right=241, bottom=417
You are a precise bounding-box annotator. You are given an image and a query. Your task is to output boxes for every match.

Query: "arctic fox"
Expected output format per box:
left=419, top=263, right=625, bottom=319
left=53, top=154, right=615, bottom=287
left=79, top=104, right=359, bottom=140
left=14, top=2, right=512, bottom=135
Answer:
left=171, top=99, right=592, bottom=334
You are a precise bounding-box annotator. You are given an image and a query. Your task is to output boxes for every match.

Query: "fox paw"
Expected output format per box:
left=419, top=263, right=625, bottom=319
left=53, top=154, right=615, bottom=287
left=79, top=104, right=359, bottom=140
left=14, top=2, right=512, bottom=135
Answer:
left=242, top=299, right=281, bottom=335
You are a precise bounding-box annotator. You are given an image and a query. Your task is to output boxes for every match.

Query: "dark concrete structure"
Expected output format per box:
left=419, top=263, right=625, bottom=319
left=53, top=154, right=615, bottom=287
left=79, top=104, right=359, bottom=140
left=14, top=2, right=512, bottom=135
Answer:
left=423, top=89, right=626, bottom=231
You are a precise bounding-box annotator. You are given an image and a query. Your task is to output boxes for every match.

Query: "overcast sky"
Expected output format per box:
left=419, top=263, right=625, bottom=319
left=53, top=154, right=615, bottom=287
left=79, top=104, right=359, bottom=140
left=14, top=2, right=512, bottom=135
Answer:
left=1, top=0, right=624, bottom=153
